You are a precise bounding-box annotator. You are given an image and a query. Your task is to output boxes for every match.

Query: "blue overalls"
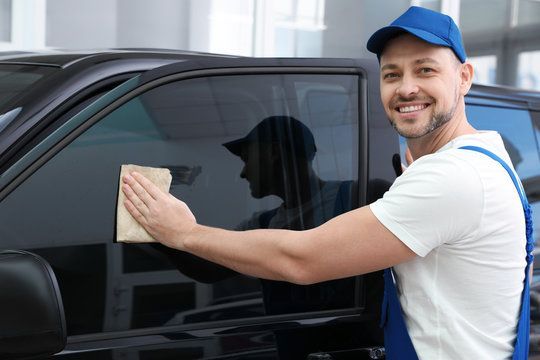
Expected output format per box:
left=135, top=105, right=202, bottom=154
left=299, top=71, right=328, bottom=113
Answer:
left=380, top=146, right=534, bottom=359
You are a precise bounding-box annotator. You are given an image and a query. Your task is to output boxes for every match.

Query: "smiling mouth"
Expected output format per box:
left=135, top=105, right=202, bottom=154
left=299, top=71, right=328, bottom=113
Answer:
left=396, top=104, right=429, bottom=113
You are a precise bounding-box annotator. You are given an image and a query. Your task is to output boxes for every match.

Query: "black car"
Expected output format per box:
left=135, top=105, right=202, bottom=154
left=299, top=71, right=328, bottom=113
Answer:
left=0, top=50, right=539, bottom=359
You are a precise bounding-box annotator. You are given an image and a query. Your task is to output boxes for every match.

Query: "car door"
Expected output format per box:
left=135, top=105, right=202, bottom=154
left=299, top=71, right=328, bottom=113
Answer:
left=0, top=58, right=383, bottom=359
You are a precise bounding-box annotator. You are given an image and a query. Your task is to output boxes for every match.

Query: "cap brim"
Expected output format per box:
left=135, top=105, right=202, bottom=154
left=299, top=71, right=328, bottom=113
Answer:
left=367, top=25, right=451, bottom=57
left=222, top=138, right=245, bottom=157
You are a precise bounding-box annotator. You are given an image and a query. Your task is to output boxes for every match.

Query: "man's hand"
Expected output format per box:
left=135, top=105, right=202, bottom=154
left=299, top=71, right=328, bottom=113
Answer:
left=122, top=172, right=197, bottom=249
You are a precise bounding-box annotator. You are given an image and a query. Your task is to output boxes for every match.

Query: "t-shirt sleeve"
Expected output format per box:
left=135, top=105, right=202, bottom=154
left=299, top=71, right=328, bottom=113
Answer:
left=370, top=152, right=484, bottom=257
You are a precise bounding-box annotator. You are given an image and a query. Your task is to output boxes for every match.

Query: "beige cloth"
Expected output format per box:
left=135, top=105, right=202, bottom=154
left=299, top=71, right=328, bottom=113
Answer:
left=116, top=164, right=172, bottom=243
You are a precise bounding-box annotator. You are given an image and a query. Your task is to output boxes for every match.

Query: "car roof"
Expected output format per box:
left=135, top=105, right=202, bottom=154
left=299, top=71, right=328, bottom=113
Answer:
left=469, top=83, right=540, bottom=111
left=0, top=49, right=238, bottom=68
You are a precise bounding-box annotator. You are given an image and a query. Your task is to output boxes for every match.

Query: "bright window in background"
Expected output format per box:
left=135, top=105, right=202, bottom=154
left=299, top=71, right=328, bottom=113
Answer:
left=208, top=0, right=255, bottom=56
left=518, top=51, right=540, bottom=91
left=207, top=0, right=325, bottom=57
left=0, top=0, right=11, bottom=42
left=0, top=0, right=45, bottom=50
left=469, top=55, right=497, bottom=85
left=410, top=0, right=441, bottom=11
left=275, top=0, right=325, bottom=27
left=273, top=0, right=325, bottom=56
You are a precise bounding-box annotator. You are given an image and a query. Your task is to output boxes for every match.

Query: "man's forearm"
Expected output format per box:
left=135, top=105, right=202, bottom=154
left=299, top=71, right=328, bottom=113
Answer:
left=180, top=206, right=416, bottom=285
left=183, top=225, right=312, bottom=284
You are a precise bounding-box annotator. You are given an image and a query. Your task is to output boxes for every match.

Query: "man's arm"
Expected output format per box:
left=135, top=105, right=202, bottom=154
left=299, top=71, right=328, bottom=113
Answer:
left=122, top=171, right=416, bottom=285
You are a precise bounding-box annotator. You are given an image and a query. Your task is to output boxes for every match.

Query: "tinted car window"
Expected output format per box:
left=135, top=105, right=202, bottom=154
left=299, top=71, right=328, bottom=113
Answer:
left=0, top=73, right=361, bottom=335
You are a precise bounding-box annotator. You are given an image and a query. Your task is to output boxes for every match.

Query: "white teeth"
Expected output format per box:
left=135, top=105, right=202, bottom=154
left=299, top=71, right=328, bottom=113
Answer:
left=399, top=104, right=427, bottom=113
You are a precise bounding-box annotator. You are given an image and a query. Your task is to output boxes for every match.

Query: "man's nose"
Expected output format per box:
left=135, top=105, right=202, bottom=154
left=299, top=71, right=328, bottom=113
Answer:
left=396, top=74, right=419, bottom=98
left=240, top=165, right=246, bottom=179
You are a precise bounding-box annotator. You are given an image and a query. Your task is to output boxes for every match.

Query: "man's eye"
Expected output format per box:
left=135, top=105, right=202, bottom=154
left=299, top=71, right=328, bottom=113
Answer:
left=383, top=73, right=398, bottom=79
left=420, top=67, right=433, bottom=74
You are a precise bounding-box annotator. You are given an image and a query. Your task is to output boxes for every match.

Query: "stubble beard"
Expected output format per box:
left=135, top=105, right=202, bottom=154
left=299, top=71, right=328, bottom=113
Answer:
left=390, top=94, right=459, bottom=139
left=392, top=108, right=453, bottom=139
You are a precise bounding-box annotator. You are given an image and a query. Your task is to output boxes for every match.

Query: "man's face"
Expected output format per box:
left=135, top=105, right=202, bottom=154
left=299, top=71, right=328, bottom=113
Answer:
left=379, top=34, right=463, bottom=139
left=239, top=142, right=275, bottom=198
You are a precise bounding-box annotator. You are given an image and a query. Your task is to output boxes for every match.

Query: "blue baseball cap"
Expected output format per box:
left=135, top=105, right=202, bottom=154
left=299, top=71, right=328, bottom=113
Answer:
left=367, top=6, right=466, bottom=63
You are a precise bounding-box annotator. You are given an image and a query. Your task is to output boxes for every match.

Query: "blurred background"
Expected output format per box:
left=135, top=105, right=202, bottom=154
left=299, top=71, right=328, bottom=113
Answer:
left=1, top=0, right=540, bottom=90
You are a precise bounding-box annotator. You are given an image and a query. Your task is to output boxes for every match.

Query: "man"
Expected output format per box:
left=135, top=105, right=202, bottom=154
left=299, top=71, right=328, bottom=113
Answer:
left=121, top=6, right=531, bottom=359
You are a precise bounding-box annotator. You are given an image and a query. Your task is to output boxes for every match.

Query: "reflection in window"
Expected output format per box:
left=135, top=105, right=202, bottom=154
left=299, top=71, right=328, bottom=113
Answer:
left=0, top=0, right=10, bottom=42
left=518, top=51, right=540, bottom=91
left=469, top=55, right=497, bottom=85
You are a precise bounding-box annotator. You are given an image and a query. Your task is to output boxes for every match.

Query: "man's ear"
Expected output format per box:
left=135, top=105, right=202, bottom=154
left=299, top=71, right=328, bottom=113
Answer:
left=460, top=62, right=474, bottom=95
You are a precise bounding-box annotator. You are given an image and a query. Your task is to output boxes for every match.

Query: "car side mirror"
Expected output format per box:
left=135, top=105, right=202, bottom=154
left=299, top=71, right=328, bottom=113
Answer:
left=0, top=250, right=66, bottom=359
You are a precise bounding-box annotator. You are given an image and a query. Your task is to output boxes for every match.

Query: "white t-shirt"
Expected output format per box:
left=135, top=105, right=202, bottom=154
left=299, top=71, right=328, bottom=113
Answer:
left=370, top=131, right=526, bottom=360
